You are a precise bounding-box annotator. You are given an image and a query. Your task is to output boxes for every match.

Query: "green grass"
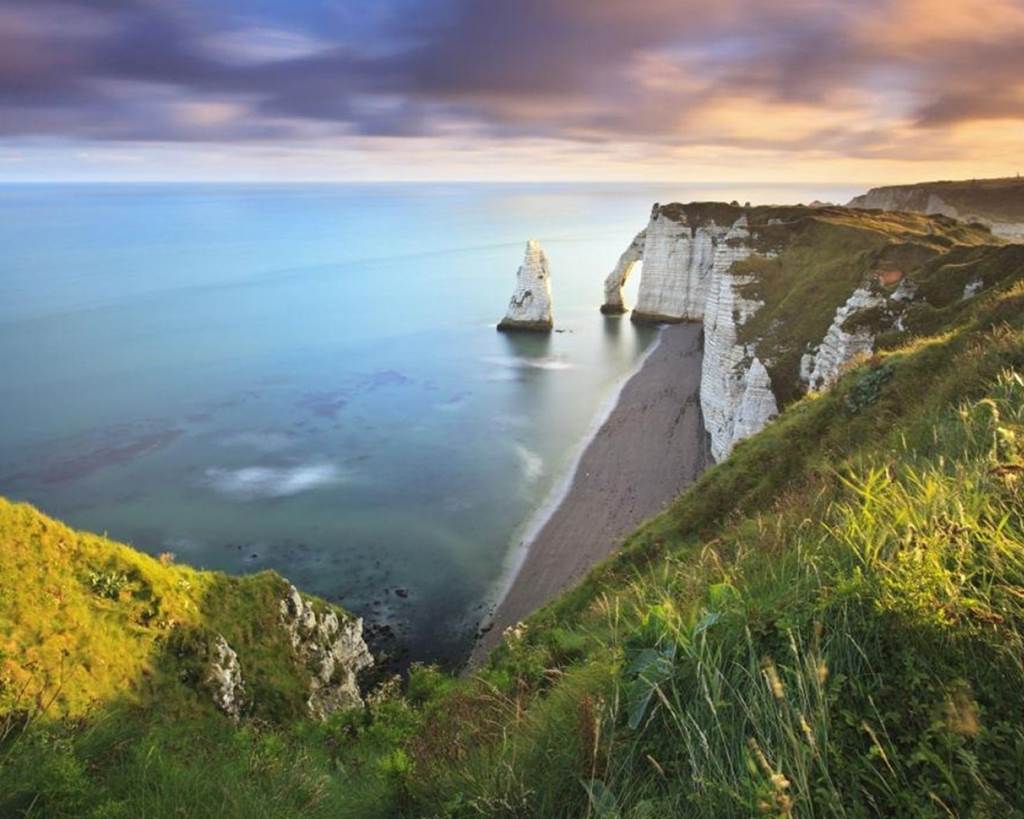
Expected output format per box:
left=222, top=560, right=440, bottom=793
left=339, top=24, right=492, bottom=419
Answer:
left=3, top=209, right=1024, bottom=817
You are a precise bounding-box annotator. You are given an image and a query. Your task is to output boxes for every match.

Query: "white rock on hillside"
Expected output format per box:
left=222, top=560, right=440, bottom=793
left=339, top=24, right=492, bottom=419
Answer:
left=801, top=287, right=886, bottom=390
left=963, top=277, right=984, bottom=299
left=601, top=228, right=646, bottom=313
left=205, top=633, right=245, bottom=721
left=497, top=240, right=554, bottom=331
left=280, top=583, right=373, bottom=721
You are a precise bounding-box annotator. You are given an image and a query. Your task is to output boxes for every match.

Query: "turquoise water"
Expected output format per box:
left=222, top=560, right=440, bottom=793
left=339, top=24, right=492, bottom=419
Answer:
left=0, top=182, right=856, bottom=666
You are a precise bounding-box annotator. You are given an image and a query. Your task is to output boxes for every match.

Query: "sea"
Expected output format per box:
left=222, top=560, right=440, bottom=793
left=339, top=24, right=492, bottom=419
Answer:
left=0, top=181, right=858, bottom=667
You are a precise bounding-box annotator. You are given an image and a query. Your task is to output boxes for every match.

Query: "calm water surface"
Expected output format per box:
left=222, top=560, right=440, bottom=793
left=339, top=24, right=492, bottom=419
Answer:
left=0, top=182, right=857, bottom=665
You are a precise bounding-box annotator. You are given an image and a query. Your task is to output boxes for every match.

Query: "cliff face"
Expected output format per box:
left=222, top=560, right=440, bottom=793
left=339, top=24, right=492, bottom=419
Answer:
left=847, top=178, right=1024, bottom=242
left=599, top=204, right=779, bottom=458
left=497, top=239, right=554, bottom=331
left=607, top=202, right=1000, bottom=460
left=691, top=216, right=779, bottom=460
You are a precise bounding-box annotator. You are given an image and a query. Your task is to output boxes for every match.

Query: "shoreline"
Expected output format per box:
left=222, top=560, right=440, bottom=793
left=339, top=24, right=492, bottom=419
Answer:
left=469, top=321, right=709, bottom=666
left=481, top=325, right=666, bottom=625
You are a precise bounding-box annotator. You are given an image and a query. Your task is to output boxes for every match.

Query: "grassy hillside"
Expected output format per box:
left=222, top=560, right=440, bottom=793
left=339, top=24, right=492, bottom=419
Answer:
left=0, top=500, right=327, bottom=723
left=736, top=206, right=998, bottom=404
left=3, top=210, right=1024, bottom=817
left=0, top=500, right=376, bottom=816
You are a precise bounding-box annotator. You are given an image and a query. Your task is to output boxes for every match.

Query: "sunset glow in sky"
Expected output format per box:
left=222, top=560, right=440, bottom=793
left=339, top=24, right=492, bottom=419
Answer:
left=1, top=0, right=1022, bottom=182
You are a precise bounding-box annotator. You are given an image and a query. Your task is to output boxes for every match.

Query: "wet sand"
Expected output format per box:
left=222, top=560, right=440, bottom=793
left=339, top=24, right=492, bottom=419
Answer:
left=470, top=321, right=709, bottom=665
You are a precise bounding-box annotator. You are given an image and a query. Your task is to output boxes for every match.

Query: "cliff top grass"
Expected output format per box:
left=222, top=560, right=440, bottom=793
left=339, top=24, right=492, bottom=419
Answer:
left=655, top=199, right=1004, bottom=405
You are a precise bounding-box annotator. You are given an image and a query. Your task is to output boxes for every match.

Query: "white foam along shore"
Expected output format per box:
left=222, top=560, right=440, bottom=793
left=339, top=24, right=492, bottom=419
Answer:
left=479, top=326, right=665, bottom=627
left=468, top=321, right=708, bottom=667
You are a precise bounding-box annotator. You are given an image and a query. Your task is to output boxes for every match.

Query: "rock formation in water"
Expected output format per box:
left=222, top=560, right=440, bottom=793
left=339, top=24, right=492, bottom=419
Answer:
left=280, top=583, right=374, bottom=720
left=601, top=228, right=646, bottom=313
left=847, top=178, right=1024, bottom=242
left=497, top=239, right=554, bottom=331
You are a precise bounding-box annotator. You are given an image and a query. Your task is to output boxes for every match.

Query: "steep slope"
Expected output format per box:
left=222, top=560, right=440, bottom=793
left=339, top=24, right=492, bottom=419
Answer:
left=847, top=177, right=1024, bottom=241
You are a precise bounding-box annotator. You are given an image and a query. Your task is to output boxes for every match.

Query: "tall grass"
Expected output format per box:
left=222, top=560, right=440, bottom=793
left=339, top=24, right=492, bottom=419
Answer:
left=577, top=371, right=1024, bottom=818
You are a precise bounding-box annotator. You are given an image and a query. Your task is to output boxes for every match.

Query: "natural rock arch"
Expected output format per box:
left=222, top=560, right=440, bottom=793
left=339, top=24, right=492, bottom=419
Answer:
left=600, top=228, right=646, bottom=314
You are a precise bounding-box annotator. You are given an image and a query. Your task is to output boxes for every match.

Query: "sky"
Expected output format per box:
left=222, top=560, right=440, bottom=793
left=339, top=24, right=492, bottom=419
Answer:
left=0, top=0, right=1022, bottom=183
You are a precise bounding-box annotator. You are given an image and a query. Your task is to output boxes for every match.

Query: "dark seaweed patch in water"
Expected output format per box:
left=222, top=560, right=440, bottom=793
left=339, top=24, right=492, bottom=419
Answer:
left=39, top=428, right=183, bottom=485
left=296, top=370, right=412, bottom=419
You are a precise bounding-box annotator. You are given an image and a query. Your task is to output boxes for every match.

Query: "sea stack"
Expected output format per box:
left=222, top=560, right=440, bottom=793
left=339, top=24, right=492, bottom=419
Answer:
left=497, top=239, right=554, bottom=332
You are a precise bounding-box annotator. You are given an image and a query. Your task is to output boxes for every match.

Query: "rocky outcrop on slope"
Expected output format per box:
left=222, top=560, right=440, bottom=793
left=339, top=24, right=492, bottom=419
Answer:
left=848, top=178, right=1024, bottom=242
left=601, top=229, right=646, bottom=314
left=498, top=239, right=554, bottom=331
left=280, top=583, right=373, bottom=720
left=801, top=287, right=887, bottom=390
left=204, top=633, right=245, bottom=721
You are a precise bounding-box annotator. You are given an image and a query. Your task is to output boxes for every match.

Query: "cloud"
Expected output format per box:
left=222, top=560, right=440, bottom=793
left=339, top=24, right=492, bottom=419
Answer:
left=0, top=0, right=1019, bottom=167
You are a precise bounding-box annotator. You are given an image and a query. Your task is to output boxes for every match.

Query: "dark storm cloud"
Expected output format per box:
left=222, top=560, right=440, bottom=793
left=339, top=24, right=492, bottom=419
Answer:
left=0, top=0, right=1020, bottom=150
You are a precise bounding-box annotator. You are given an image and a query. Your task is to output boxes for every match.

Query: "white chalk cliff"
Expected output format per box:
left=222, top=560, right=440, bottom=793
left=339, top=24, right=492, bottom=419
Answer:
left=603, top=195, right=1006, bottom=464
left=606, top=206, right=779, bottom=460
left=498, top=239, right=554, bottom=331
left=631, top=207, right=733, bottom=322
left=694, top=217, right=779, bottom=461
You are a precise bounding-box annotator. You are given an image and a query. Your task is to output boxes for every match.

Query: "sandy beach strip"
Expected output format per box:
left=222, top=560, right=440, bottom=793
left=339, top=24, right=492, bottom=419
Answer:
left=470, top=321, right=709, bottom=665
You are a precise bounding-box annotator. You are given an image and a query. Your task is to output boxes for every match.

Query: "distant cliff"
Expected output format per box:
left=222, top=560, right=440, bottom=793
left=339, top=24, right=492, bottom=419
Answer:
left=847, top=177, right=1024, bottom=241
left=603, top=201, right=1004, bottom=459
